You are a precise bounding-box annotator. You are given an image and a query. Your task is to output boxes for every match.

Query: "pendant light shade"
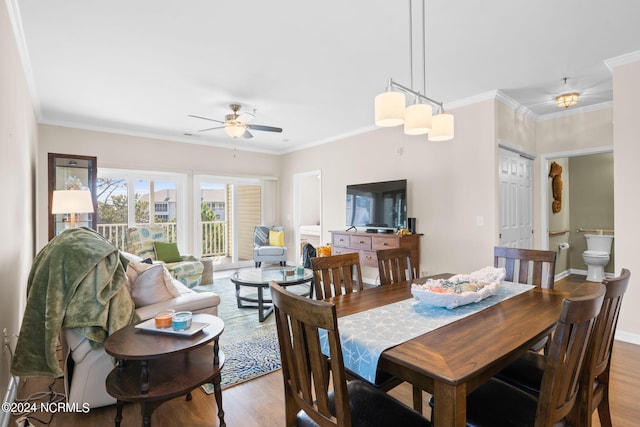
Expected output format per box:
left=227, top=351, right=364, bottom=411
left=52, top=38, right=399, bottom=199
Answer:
left=428, top=112, right=454, bottom=141
left=404, top=103, right=432, bottom=135
left=375, top=91, right=406, bottom=127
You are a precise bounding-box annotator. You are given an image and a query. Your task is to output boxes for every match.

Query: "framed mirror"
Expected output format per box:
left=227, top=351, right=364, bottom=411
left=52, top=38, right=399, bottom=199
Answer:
left=48, top=153, right=97, bottom=239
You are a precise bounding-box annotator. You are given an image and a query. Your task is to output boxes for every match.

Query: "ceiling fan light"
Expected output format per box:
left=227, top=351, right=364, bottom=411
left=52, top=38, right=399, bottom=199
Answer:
left=224, top=124, right=246, bottom=138
left=555, top=92, right=579, bottom=108
left=428, top=112, right=454, bottom=141
left=404, top=103, right=432, bottom=135
left=375, top=91, right=406, bottom=127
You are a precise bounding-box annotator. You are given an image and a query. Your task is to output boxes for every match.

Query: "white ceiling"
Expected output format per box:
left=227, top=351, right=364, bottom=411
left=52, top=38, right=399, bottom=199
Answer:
left=11, top=0, right=640, bottom=154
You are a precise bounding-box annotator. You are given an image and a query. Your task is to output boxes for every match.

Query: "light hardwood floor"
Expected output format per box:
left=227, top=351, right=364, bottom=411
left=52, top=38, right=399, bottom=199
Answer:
left=11, top=276, right=640, bottom=426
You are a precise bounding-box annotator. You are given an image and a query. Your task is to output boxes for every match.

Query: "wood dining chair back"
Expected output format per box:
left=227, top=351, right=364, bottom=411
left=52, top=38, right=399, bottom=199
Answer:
left=269, top=281, right=430, bottom=427
left=311, top=253, right=363, bottom=300
left=577, top=268, right=630, bottom=427
left=464, top=285, right=605, bottom=427
left=494, top=270, right=631, bottom=427
left=376, top=248, right=415, bottom=286
left=494, top=246, right=557, bottom=289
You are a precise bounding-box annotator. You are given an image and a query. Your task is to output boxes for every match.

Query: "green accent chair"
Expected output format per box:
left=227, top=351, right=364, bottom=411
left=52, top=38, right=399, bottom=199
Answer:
left=127, top=225, right=204, bottom=288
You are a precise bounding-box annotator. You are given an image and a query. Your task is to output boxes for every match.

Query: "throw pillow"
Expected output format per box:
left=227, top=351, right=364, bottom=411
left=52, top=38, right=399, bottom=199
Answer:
left=269, top=230, right=284, bottom=247
left=129, top=263, right=181, bottom=307
left=153, top=241, right=183, bottom=263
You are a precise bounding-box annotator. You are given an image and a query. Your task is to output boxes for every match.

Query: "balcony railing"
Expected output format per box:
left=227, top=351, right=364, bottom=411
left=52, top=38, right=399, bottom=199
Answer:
left=97, top=221, right=228, bottom=257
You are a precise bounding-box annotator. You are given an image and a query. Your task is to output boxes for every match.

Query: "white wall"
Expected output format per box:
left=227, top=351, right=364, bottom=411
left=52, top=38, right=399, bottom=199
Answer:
left=0, top=0, right=38, bottom=396
left=281, top=99, right=498, bottom=278
left=611, top=55, right=640, bottom=342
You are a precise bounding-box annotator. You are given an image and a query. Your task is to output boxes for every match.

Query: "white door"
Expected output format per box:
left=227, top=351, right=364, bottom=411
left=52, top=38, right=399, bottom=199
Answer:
left=499, top=148, right=533, bottom=248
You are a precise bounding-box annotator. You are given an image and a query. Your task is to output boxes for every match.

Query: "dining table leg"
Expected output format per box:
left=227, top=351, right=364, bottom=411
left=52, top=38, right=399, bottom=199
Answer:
left=433, top=381, right=466, bottom=427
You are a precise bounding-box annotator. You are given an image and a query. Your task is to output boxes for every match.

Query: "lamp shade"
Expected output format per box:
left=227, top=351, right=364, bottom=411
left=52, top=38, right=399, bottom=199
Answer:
left=51, top=190, right=94, bottom=214
left=375, top=91, right=406, bottom=127
left=428, top=112, right=454, bottom=141
left=404, top=103, right=432, bottom=135
left=224, top=124, right=246, bottom=138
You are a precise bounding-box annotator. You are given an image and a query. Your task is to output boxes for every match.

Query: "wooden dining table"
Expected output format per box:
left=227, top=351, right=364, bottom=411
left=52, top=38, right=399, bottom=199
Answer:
left=325, top=274, right=602, bottom=427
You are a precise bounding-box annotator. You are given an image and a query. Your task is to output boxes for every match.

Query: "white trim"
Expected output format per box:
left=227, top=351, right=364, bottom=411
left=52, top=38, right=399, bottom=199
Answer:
left=536, top=101, right=613, bottom=122
left=4, top=0, right=41, bottom=119
left=293, top=170, right=322, bottom=262
left=497, top=140, right=536, bottom=160
left=615, top=332, right=640, bottom=346
left=604, top=49, right=640, bottom=71
left=539, top=146, right=613, bottom=250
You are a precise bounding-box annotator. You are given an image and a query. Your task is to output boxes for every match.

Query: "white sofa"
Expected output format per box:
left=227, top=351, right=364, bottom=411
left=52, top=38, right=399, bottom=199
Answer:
left=61, top=252, right=220, bottom=408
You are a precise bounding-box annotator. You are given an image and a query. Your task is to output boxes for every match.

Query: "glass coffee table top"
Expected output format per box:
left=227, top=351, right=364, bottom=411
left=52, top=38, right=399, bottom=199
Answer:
left=231, top=266, right=313, bottom=321
left=233, top=266, right=313, bottom=285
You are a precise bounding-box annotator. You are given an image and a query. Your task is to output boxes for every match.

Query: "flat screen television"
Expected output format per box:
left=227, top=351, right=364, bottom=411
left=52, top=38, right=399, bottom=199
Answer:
left=346, top=179, right=407, bottom=232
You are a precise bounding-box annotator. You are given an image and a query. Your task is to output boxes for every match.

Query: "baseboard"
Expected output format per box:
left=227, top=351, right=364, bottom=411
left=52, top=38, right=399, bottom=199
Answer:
left=615, top=331, right=640, bottom=346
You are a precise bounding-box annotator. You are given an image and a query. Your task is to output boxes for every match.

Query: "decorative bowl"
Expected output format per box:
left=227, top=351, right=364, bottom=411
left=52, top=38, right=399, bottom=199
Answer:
left=411, top=267, right=505, bottom=309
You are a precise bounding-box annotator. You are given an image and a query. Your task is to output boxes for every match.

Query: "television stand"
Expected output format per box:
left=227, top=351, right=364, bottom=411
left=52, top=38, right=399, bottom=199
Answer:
left=330, top=230, right=421, bottom=272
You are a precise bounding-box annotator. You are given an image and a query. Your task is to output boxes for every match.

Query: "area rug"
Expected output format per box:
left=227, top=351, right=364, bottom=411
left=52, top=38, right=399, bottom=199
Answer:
left=194, top=272, right=309, bottom=390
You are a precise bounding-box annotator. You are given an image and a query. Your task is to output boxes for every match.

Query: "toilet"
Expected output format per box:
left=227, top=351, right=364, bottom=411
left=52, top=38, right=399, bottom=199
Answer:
left=582, top=234, right=614, bottom=282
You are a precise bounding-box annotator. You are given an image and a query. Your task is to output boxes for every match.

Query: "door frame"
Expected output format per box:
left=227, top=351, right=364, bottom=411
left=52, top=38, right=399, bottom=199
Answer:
left=293, top=170, right=322, bottom=263
left=538, top=145, right=613, bottom=250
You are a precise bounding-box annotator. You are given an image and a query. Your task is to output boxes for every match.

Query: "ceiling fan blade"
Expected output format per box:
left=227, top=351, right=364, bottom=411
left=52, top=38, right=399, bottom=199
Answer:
left=242, top=130, right=254, bottom=139
left=188, top=114, right=225, bottom=124
left=247, top=124, right=283, bottom=133
left=197, top=126, right=225, bottom=132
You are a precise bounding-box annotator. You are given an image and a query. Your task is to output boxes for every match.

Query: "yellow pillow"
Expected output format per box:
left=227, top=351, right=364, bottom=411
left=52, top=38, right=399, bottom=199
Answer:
left=269, top=230, right=284, bottom=247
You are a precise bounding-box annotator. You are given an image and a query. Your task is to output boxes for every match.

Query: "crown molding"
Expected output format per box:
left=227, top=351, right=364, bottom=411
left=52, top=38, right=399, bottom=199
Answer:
left=604, top=50, right=640, bottom=72
left=536, top=101, right=613, bottom=122
left=5, top=0, right=42, bottom=119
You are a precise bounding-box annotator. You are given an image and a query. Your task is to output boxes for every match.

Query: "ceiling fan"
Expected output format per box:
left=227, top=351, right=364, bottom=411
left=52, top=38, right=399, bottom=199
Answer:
left=189, top=104, right=283, bottom=139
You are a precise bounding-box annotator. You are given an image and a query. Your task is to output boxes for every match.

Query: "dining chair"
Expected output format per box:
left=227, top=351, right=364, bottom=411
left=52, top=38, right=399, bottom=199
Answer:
left=376, top=247, right=415, bottom=286
left=494, top=246, right=558, bottom=352
left=461, top=285, right=606, bottom=427
left=269, top=281, right=431, bottom=427
left=494, top=269, right=630, bottom=427
left=311, top=253, right=363, bottom=300
left=494, top=246, right=557, bottom=289
left=311, top=252, right=422, bottom=410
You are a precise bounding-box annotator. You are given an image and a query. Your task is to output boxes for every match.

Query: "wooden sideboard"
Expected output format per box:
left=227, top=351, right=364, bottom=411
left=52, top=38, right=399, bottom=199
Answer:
left=330, top=230, right=421, bottom=273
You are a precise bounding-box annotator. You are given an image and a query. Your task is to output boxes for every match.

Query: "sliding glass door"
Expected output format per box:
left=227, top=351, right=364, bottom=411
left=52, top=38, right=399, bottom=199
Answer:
left=195, top=176, right=264, bottom=269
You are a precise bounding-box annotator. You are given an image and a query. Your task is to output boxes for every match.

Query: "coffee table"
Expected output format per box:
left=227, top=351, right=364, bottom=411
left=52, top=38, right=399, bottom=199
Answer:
left=231, top=266, right=313, bottom=322
left=105, top=313, right=226, bottom=427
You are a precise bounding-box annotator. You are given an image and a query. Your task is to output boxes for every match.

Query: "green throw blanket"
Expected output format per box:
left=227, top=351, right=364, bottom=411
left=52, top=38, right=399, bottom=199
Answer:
left=12, top=227, right=138, bottom=377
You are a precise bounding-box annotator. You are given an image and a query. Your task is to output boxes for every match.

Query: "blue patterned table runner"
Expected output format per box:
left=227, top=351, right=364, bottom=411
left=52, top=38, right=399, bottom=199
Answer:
left=321, top=281, right=534, bottom=383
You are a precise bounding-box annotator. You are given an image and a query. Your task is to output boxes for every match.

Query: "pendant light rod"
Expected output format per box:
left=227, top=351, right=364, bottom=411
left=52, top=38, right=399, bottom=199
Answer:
left=385, top=78, right=444, bottom=111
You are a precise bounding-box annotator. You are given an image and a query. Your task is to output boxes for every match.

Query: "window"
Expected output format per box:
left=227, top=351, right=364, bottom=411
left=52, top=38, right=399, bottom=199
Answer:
left=96, top=169, right=185, bottom=251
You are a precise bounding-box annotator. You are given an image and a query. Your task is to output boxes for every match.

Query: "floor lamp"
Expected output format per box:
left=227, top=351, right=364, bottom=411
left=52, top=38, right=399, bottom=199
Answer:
left=51, top=189, right=94, bottom=229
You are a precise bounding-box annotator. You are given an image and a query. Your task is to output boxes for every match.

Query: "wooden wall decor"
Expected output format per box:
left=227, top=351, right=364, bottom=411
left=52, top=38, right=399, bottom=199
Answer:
left=549, top=161, right=563, bottom=213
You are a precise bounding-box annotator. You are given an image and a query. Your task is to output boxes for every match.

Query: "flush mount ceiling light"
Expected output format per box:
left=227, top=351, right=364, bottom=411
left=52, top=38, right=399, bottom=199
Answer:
left=555, top=77, right=580, bottom=108
left=374, top=0, right=454, bottom=141
left=555, top=92, right=580, bottom=108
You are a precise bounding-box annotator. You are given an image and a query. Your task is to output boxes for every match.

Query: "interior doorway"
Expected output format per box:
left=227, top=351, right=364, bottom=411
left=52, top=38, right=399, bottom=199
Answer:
left=293, top=170, right=322, bottom=263
left=540, top=147, right=614, bottom=278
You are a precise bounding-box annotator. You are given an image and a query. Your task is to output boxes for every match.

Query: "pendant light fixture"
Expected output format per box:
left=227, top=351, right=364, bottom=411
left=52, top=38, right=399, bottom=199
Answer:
left=374, top=0, right=453, bottom=141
